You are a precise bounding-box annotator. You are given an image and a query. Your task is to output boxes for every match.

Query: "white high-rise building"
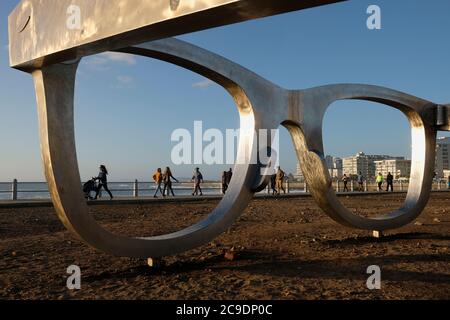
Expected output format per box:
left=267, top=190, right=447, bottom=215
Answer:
left=443, top=169, right=450, bottom=180
left=374, top=159, right=411, bottom=179
left=342, top=152, right=369, bottom=178
left=343, top=152, right=405, bottom=179
left=324, top=156, right=343, bottom=178
left=436, top=137, right=450, bottom=178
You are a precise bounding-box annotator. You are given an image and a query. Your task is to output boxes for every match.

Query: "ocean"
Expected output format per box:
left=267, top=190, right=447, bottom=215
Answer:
left=0, top=181, right=225, bottom=200
left=0, top=181, right=305, bottom=201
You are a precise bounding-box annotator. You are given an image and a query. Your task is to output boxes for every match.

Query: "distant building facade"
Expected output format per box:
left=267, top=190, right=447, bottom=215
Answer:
left=436, top=137, right=450, bottom=178
left=343, top=152, right=369, bottom=178
left=342, top=152, right=405, bottom=179
left=297, top=151, right=412, bottom=180
left=374, top=159, right=411, bottom=179
left=443, top=169, right=450, bottom=180
left=325, top=156, right=343, bottom=178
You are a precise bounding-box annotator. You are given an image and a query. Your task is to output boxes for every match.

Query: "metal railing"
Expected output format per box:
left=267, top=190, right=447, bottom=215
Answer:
left=1, top=178, right=449, bottom=201
left=0, top=179, right=225, bottom=201
left=286, top=179, right=450, bottom=193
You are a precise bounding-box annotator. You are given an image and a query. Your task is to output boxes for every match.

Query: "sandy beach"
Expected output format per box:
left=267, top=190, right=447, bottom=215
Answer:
left=0, top=192, right=449, bottom=300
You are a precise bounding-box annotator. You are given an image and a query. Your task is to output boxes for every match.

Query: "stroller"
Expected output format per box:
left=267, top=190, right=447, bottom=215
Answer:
left=83, top=178, right=97, bottom=200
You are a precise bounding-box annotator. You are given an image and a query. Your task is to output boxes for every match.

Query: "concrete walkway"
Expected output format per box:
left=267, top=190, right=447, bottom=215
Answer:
left=1, top=190, right=449, bottom=209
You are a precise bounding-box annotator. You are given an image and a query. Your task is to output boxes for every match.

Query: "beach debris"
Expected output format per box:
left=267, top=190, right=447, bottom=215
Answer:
left=209, top=241, right=222, bottom=248
left=223, top=247, right=236, bottom=261
left=414, top=221, right=423, bottom=226
left=433, top=218, right=441, bottom=223
left=147, top=257, right=164, bottom=268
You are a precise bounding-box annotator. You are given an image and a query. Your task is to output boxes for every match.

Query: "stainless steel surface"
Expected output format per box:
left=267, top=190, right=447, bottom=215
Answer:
left=31, top=38, right=285, bottom=258
left=9, top=1, right=450, bottom=258
left=437, top=105, right=450, bottom=130
left=9, top=0, right=345, bottom=70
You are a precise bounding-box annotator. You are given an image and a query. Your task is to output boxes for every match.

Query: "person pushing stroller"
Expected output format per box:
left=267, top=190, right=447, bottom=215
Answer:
left=93, top=165, right=114, bottom=200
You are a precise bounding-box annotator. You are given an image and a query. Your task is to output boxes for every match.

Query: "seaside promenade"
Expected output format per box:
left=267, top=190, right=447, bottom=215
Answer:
left=1, top=189, right=449, bottom=208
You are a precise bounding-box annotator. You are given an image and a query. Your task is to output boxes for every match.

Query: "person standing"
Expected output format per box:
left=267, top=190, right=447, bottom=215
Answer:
left=94, top=165, right=113, bottom=200
left=275, top=167, right=286, bottom=194
left=376, top=172, right=384, bottom=192
left=270, top=174, right=277, bottom=195
left=192, top=168, right=204, bottom=196
left=152, top=168, right=164, bottom=198
left=163, top=167, right=179, bottom=197
left=448, top=175, right=450, bottom=190
left=226, top=168, right=233, bottom=186
left=386, top=172, right=394, bottom=192
left=221, top=171, right=228, bottom=194
left=342, top=174, right=349, bottom=192
left=357, top=171, right=365, bottom=191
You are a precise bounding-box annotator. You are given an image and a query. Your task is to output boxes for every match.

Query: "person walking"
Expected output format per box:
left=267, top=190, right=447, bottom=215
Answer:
left=270, top=174, right=277, bottom=195
left=342, top=174, right=349, bottom=192
left=275, top=167, right=286, bottom=194
left=152, top=168, right=164, bottom=198
left=357, top=171, right=365, bottom=191
left=192, top=168, right=204, bottom=196
left=386, top=172, right=394, bottom=192
left=226, top=168, right=233, bottom=186
left=94, top=165, right=113, bottom=200
left=376, top=172, right=384, bottom=192
left=162, top=167, right=179, bottom=197
left=221, top=171, right=228, bottom=194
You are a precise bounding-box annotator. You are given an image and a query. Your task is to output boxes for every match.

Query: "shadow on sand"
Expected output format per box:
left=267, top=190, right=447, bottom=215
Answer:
left=82, top=244, right=450, bottom=285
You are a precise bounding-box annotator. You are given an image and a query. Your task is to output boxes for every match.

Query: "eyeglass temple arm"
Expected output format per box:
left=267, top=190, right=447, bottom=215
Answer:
left=437, top=104, right=450, bottom=131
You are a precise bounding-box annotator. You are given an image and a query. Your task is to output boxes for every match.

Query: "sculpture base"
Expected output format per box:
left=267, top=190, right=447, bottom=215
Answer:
left=372, top=230, right=383, bottom=238
left=147, top=258, right=164, bottom=268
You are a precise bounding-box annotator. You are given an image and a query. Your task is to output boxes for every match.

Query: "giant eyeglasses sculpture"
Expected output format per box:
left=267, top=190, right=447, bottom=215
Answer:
left=8, top=0, right=450, bottom=258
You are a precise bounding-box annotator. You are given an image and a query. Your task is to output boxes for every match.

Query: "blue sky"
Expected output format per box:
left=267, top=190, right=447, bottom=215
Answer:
left=1, top=0, right=449, bottom=181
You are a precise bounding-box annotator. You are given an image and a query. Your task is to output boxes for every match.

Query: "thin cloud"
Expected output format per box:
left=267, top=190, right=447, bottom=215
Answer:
left=84, top=52, right=137, bottom=71
left=101, top=52, right=137, bottom=66
left=115, top=75, right=134, bottom=88
left=117, top=75, right=133, bottom=84
left=192, top=79, right=214, bottom=89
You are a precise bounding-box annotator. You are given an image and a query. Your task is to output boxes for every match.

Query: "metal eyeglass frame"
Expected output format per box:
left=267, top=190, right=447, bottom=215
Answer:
left=27, top=38, right=449, bottom=258
left=9, top=0, right=450, bottom=258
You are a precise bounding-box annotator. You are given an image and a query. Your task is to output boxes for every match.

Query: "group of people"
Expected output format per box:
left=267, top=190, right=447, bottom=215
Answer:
left=376, top=172, right=394, bottom=192
left=152, top=167, right=179, bottom=198
left=340, top=171, right=395, bottom=192
left=270, top=167, right=287, bottom=195
left=90, top=165, right=231, bottom=199
left=341, top=172, right=366, bottom=192
left=152, top=166, right=208, bottom=198
left=91, top=165, right=450, bottom=200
